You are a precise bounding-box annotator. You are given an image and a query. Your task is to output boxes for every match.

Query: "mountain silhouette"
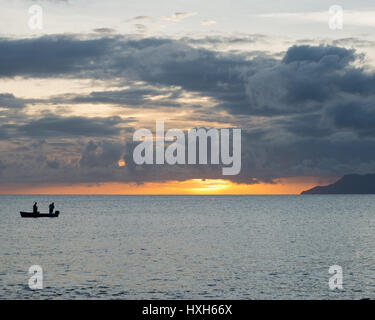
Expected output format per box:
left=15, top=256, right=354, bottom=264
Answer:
left=301, top=174, right=375, bottom=194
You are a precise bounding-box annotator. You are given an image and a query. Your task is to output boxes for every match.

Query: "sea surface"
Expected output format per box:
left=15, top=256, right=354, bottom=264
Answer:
left=1, top=195, right=375, bottom=300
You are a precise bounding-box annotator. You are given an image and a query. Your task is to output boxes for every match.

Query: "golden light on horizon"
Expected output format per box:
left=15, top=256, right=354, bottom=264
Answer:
left=0, top=176, right=338, bottom=195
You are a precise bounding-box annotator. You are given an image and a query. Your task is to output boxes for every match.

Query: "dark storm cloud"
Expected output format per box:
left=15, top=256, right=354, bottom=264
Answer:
left=46, top=159, right=60, bottom=169
left=276, top=114, right=333, bottom=138
left=282, top=45, right=355, bottom=64
left=53, top=87, right=183, bottom=108
left=327, top=99, right=375, bottom=137
left=1, top=35, right=375, bottom=185
left=0, top=93, right=26, bottom=109
left=22, top=37, right=375, bottom=120
left=0, top=127, right=9, bottom=140
left=80, top=140, right=124, bottom=168
left=3, top=35, right=372, bottom=116
left=240, top=45, right=375, bottom=116
left=2, top=126, right=375, bottom=185
left=16, top=115, right=125, bottom=138
left=107, top=38, right=252, bottom=100
left=0, top=35, right=253, bottom=113
left=0, top=36, right=373, bottom=114
left=0, top=35, right=114, bottom=77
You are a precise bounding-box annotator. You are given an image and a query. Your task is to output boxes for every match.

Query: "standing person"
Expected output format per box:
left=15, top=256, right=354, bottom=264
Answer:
left=33, top=202, right=38, bottom=214
left=49, top=202, right=55, bottom=214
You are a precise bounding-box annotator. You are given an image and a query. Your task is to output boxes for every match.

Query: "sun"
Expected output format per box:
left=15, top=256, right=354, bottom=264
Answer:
left=189, top=179, right=232, bottom=194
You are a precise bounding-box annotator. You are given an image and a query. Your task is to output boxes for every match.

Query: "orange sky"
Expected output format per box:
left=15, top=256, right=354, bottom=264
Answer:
left=0, top=176, right=337, bottom=195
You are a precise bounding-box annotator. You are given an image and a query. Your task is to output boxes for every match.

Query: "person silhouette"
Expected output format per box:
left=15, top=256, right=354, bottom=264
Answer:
left=49, top=202, right=55, bottom=214
left=33, top=202, right=38, bottom=214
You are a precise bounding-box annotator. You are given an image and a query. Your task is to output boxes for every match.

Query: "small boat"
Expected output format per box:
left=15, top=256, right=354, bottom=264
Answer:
left=20, top=211, right=60, bottom=218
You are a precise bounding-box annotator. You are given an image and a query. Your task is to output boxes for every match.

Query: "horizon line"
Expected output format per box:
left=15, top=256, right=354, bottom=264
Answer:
left=0, top=193, right=301, bottom=196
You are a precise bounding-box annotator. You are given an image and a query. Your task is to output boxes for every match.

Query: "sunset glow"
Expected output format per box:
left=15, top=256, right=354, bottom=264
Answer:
left=0, top=177, right=337, bottom=195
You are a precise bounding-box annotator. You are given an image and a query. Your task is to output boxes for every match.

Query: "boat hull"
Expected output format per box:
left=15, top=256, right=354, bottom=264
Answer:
left=20, top=211, right=60, bottom=218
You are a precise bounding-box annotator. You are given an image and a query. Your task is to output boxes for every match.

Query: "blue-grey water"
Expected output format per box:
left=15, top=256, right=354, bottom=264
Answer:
left=2, top=195, right=375, bottom=299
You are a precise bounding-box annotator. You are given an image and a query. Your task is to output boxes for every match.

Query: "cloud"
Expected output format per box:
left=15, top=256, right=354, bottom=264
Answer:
left=201, top=20, right=216, bottom=25
left=327, top=98, right=375, bottom=137
left=46, top=159, right=60, bottom=169
left=1, top=35, right=375, bottom=185
left=0, top=160, right=5, bottom=176
left=48, top=87, right=183, bottom=108
left=0, top=35, right=114, bottom=78
left=80, top=140, right=124, bottom=168
left=163, top=12, right=197, bottom=22
left=282, top=45, right=355, bottom=64
left=237, top=45, right=373, bottom=115
left=16, top=115, right=126, bottom=138
left=92, top=28, right=116, bottom=34
left=131, top=16, right=154, bottom=22
left=0, top=93, right=26, bottom=109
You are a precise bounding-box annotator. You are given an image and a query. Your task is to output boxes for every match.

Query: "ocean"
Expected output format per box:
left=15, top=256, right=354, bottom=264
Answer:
left=1, top=195, right=375, bottom=299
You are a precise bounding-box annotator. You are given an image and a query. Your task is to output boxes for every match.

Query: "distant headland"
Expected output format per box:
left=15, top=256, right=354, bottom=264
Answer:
left=301, top=174, right=375, bottom=194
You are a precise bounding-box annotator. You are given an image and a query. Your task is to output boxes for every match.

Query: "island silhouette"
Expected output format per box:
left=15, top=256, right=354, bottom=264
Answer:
left=301, top=174, right=375, bottom=194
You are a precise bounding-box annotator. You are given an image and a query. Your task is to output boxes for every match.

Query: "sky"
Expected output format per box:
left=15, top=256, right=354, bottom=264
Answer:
left=0, top=0, right=375, bottom=194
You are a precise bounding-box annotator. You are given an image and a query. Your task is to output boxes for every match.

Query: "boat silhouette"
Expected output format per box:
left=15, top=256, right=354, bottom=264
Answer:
left=20, top=211, right=60, bottom=218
